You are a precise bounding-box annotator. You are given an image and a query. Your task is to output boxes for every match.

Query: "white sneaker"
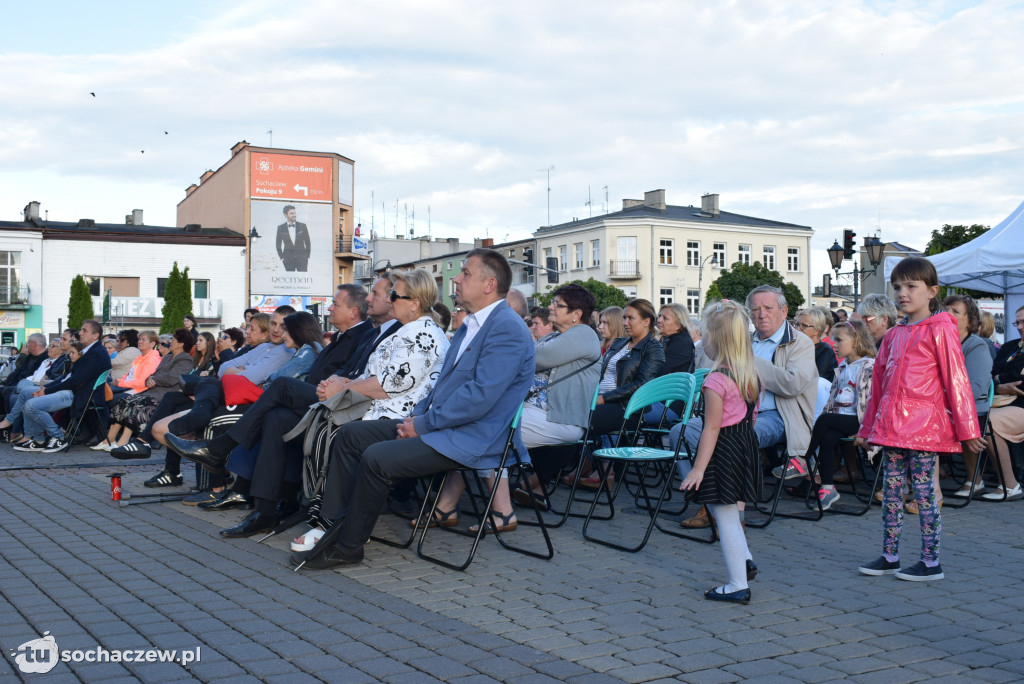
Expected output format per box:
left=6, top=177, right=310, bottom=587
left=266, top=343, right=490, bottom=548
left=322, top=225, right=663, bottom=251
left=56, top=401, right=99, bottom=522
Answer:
left=91, top=441, right=113, bottom=451
left=953, top=481, right=985, bottom=497
left=42, top=436, right=69, bottom=453
left=982, top=484, right=1023, bottom=501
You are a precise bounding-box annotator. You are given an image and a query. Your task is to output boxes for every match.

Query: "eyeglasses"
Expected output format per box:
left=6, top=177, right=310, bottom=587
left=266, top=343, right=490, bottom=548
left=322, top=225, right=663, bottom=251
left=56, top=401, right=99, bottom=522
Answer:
left=160, top=342, right=171, bottom=348
left=220, top=334, right=230, bottom=340
left=389, top=289, right=413, bottom=302
left=793, top=322, right=814, bottom=330
left=453, top=307, right=466, bottom=314
left=1014, top=320, right=1024, bottom=328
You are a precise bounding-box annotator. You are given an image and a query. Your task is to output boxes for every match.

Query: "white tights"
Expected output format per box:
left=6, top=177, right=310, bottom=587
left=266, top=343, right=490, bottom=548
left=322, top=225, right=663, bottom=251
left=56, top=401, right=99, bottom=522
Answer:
left=708, top=503, right=751, bottom=592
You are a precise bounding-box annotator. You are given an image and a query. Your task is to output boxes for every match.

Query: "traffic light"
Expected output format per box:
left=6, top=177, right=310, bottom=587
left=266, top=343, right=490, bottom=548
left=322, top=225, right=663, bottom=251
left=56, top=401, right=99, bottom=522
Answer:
left=546, top=256, right=559, bottom=284
left=523, top=248, right=534, bottom=277
left=843, top=229, right=856, bottom=260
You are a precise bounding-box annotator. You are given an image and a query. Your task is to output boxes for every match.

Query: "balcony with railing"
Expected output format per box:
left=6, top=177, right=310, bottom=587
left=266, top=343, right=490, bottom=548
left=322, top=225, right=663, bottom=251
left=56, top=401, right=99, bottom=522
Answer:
left=608, top=260, right=640, bottom=279
left=0, top=286, right=30, bottom=309
left=335, top=236, right=369, bottom=257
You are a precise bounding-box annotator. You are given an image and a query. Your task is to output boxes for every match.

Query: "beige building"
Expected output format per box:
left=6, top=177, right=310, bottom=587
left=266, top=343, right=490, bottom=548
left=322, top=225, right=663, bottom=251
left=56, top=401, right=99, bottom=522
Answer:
left=177, top=141, right=363, bottom=300
left=533, top=190, right=813, bottom=314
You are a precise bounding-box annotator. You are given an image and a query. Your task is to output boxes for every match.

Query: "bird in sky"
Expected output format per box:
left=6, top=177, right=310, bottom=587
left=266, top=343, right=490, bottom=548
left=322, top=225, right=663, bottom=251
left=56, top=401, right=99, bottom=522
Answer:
left=90, top=92, right=95, bottom=97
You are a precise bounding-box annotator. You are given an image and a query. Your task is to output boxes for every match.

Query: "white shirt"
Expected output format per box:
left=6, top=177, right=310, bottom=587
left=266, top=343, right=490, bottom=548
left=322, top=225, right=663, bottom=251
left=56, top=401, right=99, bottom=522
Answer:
left=453, top=299, right=503, bottom=365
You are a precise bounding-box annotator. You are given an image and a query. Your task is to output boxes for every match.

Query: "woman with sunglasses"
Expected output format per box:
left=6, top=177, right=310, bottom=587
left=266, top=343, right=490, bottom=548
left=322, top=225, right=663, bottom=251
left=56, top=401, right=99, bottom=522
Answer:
left=214, top=328, right=245, bottom=371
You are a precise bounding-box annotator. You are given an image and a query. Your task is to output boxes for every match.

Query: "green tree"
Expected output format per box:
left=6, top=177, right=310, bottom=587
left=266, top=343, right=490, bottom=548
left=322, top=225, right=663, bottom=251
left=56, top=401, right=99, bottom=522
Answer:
left=536, top=278, right=630, bottom=311
left=160, top=262, right=193, bottom=334
left=705, top=261, right=805, bottom=310
left=925, top=223, right=991, bottom=299
left=67, top=275, right=95, bottom=330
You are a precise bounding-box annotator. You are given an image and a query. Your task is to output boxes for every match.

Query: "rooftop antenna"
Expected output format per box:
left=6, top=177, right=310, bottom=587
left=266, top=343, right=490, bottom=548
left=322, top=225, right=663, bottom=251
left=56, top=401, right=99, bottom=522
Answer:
left=411, top=204, right=416, bottom=237
left=585, top=185, right=593, bottom=218
left=428, top=205, right=431, bottom=234
left=266, top=129, right=273, bottom=147
left=603, top=186, right=609, bottom=214
left=371, top=190, right=375, bottom=237
left=537, top=166, right=554, bottom=225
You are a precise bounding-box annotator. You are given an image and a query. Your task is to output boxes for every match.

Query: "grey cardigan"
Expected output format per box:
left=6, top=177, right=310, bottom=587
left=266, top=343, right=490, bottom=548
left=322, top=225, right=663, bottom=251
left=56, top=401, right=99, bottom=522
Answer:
left=534, top=324, right=602, bottom=428
left=961, top=333, right=993, bottom=416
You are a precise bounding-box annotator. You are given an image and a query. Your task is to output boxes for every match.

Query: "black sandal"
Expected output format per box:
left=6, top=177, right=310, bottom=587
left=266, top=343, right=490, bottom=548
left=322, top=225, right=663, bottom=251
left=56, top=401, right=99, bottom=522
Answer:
left=410, top=507, right=459, bottom=528
left=469, top=511, right=518, bottom=535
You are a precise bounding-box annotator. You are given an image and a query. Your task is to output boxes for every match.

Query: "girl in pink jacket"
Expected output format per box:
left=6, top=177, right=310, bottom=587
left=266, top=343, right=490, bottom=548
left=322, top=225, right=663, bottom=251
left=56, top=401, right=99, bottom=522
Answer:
left=856, top=257, right=984, bottom=582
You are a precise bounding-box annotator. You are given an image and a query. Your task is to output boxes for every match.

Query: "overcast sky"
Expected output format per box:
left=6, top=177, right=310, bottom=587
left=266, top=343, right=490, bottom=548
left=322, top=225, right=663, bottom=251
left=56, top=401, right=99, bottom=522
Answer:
left=1, top=0, right=1021, bottom=288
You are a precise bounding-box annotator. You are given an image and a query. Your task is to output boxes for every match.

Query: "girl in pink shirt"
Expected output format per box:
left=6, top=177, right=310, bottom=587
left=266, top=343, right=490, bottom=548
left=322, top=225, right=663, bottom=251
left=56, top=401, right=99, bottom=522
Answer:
left=681, top=300, right=762, bottom=604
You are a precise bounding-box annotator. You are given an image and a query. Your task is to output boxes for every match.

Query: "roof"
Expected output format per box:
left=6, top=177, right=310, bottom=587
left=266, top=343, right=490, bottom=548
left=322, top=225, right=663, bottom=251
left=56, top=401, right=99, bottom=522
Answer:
left=887, top=241, right=921, bottom=254
left=535, top=203, right=812, bottom=234
left=0, top=218, right=244, bottom=244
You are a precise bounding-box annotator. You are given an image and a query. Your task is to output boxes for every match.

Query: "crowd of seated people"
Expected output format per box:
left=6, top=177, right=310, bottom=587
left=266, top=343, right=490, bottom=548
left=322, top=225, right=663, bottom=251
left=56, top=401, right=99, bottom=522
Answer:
left=10, top=249, right=1017, bottom=576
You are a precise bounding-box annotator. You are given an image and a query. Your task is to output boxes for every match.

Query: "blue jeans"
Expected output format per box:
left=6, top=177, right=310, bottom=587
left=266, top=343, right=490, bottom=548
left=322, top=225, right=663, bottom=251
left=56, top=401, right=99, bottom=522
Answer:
left=671, top=409, right=786, bottom=478
left=643, top=402, right=681, bottom=427
left=5, top=379, right=41, bottom=431
left=22, top=390, right=73, bottom=441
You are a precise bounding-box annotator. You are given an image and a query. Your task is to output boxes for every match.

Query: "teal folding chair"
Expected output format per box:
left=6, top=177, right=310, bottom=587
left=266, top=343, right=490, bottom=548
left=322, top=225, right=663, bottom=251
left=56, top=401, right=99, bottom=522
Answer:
left=63, top=370, right=111, bottom=450
left=582, top=373, right=697, bottom=552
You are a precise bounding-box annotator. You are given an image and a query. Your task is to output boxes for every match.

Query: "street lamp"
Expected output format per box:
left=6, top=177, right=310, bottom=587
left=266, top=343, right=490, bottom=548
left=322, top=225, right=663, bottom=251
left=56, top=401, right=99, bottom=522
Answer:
left=697, top=253, right=719, bottom=301
left=826, top=233, right=884, bottom=309
left=246, top=226, right=261, bottom=304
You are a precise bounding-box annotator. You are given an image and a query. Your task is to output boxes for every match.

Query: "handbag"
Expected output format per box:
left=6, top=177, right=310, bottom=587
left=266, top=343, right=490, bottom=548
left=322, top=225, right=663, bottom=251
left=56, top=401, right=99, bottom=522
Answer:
left=991, top=394, right=1015, bottom=408
left=222, top=374, right=264, bottom=406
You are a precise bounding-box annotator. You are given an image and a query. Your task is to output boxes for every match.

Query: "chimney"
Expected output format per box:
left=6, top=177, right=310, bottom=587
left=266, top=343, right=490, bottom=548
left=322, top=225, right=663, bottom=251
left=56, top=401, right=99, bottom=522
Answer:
left=185, top=183, right=198, bottom=196
left=644, top=189, right=666, bottom=211
left=231, top=140, right=249, bottom=156
left=200, top=170, right=215, bottom=183
left=622, top=199, right=644, bottom=209
left=481, top=238, right=494, bottom=248
left=701, top=193, right=720, bottom=217
left=125, top=209, right=144, bottom=225
left=23, top=201, right=41, bottom=221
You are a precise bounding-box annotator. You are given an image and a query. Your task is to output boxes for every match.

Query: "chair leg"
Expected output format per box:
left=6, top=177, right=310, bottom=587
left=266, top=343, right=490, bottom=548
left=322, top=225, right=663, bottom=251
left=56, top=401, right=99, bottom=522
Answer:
left=582, top=459, right=677, bottom=552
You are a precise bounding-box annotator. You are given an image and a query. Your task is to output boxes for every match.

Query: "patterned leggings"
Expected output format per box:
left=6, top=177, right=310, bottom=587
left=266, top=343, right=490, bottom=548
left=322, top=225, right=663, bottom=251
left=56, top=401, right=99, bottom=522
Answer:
left=882, top=448, right=941, bottom=565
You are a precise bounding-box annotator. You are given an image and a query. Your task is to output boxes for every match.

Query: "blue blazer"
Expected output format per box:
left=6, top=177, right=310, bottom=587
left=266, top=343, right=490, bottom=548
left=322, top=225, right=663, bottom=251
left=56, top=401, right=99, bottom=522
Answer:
left=44, top=341, right=112, bottom=415
left=412, top=300, right=535, bottom=469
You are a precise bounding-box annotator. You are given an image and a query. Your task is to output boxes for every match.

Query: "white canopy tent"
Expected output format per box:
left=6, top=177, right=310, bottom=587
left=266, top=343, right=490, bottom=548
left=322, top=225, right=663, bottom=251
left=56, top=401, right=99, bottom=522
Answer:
left=885, top=199, right=1024, bottom=342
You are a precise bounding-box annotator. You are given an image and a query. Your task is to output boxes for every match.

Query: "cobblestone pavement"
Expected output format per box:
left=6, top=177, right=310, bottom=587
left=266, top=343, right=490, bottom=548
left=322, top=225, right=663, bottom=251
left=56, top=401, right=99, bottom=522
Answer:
left=1, top=444, right=1022, bottom=682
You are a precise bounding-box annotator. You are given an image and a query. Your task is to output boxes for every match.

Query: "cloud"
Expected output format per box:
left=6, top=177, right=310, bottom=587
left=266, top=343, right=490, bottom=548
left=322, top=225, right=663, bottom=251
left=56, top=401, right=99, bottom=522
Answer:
left=0, top=0, right=1021, bottom=292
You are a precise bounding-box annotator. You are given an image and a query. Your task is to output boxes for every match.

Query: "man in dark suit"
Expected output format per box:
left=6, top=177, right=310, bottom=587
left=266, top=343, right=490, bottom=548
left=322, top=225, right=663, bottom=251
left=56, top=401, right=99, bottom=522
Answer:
left=167, top=277, right=401, bottom=529
left=276, top=205, right=312, bottom=272
left=291, top=248, right=535, bottom=569
left=17, top=320, right=111, bottom=453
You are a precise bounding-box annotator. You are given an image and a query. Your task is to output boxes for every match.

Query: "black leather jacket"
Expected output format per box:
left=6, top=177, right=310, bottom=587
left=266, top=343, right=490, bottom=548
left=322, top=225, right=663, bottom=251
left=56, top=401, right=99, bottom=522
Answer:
left=600, top=333, right=665, bottom=404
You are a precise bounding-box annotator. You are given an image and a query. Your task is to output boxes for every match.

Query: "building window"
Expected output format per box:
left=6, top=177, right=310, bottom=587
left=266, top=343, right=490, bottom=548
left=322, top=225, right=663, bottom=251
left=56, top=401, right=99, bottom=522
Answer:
left=617, top=236, right=637, bottom=260
left=788, top=247, right=800, bottom=272
left=543, top=247, right=552, bottom=265
left=193, top=280, right=209, bottom=299
left=687, top=289, right=700, bottom=314
left=763, top=245, right=776, bottom=271
left=660, top=239, right=675, bottom=265
left=738, top=244, right=751, bottom=266
left=622, top=286, right=638, bottom=298
left=432, top=264, right=438, bottom=273
left=508, top=249, right=515, bottom=259
left=0, top=251, right=21, bottom=300
left=447, top=260, right=453, bottom=270
left=574, top=243, right=583, bottom=269
left=659, top=287, right=674, bottom=307
left=686, top=241, right=700, bottom=266
left=591, top=240, right=600, bottom=267
left=713, top=242, right=726, bottom=268
left=558, top=245, right=568, bottom=272
left=85, top=276, right=103, bottom=297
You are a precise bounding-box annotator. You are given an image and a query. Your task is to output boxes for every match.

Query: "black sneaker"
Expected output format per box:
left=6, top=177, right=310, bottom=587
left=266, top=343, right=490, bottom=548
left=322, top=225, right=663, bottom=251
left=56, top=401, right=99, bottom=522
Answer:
left=13, top=439, right=46, bottom=452
left=895, top=561, right=944, bottom=581
left=42, top=436, right=69, bottom=453
left=858, top=556, right=900, bottom=576
left=110, top=438, right=152, bottom=460
left=143, top=469, right=184, bottom=488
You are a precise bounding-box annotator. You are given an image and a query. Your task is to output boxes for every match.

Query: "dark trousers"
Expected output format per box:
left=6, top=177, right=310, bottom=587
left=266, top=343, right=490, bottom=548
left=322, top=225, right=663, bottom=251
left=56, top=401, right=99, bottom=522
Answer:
left=322, top=419, right=458, bottom=550
left=167, top=378, right=223, bottom=435
left=142, top=392, right=195, bottom=473
left=227, top=377, right=316, bottom=503
left=806, top=413, right=860, bottom=485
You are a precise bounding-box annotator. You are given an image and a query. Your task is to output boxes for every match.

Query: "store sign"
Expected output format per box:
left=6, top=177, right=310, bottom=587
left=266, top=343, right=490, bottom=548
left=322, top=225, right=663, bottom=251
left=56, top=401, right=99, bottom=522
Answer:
left=91, top=298, right=222, bottom=319
left=0, top=311, right=26, bottom=327
left=251, top=153, right=333, bottom=203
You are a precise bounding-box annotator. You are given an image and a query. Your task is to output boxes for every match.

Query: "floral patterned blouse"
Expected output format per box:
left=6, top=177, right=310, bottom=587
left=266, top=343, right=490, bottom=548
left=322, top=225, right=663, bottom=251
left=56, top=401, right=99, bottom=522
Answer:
left=360, top=316, right=450, bottom=420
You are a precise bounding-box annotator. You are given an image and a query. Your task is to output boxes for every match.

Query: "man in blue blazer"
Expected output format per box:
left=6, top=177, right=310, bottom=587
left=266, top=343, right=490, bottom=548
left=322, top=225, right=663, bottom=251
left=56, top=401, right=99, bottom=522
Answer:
left=293, top=248, right=535, bottom=569
left=17, top=320, right=111, bottom=452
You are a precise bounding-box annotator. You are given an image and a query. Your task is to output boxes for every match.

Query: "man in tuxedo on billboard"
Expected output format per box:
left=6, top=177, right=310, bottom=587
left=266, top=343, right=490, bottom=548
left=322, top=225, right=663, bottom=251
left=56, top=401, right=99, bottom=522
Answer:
left=276, top=205, right=312, bottom=272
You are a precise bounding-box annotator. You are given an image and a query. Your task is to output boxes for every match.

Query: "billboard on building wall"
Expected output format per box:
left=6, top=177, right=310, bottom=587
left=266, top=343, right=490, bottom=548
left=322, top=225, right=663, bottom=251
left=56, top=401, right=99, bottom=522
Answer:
left=338, top=160, right=353, bottom=206
left=250, top=153, right=333, bottom=202
left=250, top=200, right=333, bottom=296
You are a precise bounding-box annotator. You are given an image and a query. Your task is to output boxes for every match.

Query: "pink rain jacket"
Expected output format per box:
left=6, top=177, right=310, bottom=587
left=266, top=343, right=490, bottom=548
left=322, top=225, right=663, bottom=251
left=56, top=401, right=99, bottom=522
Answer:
left=857, top=311, right=979, bottom=453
